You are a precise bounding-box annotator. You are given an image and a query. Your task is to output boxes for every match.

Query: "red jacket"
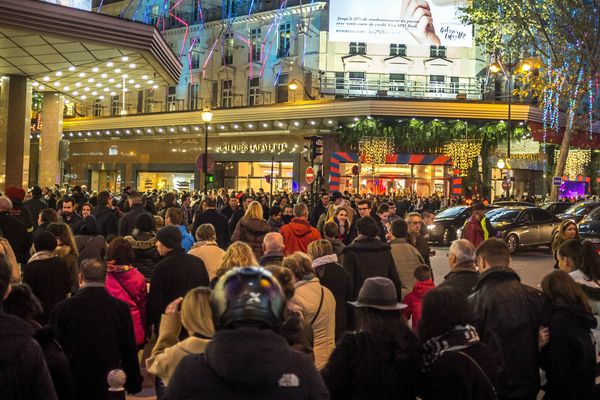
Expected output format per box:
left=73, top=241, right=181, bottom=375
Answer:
left=280, top=218, right=321, bottom=256
left=402, top=279, right=435, bottom=330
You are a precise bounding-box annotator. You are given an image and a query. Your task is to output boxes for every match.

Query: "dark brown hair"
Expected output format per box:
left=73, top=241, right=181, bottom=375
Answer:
left=106, top=237, right=134, bottom=265
left=541, top=270, right=591, bottom=313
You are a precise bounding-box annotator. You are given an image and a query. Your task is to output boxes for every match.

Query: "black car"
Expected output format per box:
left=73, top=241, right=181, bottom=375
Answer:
left=428, top=205, right=496, bottom=245
left=541, top=201, right=573, bottom=216
left=557, top=201, right=600, bottom=223
left=494, top=201, right=536, bottom=207
left=578, top=206, right=600, bottom=251
left=484, top=206, right=561, bottom=254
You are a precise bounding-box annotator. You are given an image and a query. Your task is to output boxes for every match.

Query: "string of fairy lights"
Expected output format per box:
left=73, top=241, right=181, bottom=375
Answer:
left=443, top=140, right=482, bottom=176
left=555, top=149, right=592, bottom=179
left=359, top=137, right=394, bottom=166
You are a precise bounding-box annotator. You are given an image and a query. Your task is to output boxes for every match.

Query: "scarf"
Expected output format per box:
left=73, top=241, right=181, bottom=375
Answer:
left=106, top=260, right=133, bottom=273
left=312, top=254, right=338, bottom=269
left=422, top=324, right=480, bottom=371
left=28, top=250, right=56, bottom=263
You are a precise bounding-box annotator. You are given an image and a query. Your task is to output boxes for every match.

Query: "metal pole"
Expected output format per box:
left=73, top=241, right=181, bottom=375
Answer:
left=203, top=122, right=208, bottom=195
left=270, top=156, right=274, bottom=204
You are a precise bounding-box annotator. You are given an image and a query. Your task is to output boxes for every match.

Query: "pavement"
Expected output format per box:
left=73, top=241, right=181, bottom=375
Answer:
left=430, top=245, right=555, bottom=290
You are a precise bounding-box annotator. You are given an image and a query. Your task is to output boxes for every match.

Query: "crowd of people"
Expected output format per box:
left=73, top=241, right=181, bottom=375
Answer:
left=0, top=183, right=599, bottom=400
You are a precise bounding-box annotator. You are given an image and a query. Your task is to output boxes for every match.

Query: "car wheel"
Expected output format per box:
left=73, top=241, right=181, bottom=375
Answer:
left=442, top=228, right=454, bottom=246
left=506, top=234, right=519, bottom=255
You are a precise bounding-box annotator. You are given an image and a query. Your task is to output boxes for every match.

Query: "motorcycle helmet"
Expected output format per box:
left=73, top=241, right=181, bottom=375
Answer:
left=211, top=267, right=285, bottom=330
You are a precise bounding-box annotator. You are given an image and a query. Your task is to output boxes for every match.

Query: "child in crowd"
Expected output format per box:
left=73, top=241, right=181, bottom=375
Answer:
left=402, top=264, right=435, bottom=330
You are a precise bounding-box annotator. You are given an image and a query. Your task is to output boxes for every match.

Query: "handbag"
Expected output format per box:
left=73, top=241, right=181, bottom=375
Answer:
left=453, top=350, right=498, bottom=400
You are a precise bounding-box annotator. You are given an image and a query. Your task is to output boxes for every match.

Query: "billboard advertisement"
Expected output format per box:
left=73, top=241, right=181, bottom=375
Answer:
left=329, top=0, right=472, bottom=47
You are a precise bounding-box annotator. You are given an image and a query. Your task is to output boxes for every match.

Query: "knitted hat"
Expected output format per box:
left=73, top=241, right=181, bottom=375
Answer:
left=156, top=225, right=182, bottom=249
left=34, top=231, right=58, bottom=252
left=5, top=186, right=25, bottom=202
left=134, top=213, right=155, bottom=233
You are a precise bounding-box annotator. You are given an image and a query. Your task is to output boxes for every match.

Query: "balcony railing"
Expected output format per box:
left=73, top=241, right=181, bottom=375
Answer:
left=319, top=73, right=483, bottom=100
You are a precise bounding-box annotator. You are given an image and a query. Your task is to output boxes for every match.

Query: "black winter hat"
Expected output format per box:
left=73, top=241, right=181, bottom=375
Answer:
left=135, top=213, right=155, bottom=233
left=156, top=225, right=182, bottom=249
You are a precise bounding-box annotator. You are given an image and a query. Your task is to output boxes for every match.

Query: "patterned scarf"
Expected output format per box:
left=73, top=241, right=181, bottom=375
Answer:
left=422, top=324, right=480, bottom=371
left=106, top=260, right=133, bottom=273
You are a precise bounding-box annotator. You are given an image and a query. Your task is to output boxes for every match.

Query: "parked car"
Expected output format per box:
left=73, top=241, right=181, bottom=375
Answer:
left=578, top=206, right=600, bottom=252
left=428, top=205, right=496, bottom=246
left=541, top=201, right=573, bottom=216
left=557, top=201, right=600, bottom=223
left=484, top=206, right=561, bottom=254
left=493, top=201, right=536, bottom=207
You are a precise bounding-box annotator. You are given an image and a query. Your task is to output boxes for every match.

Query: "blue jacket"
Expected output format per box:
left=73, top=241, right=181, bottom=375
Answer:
left=176, top=225, right=194, bottom=252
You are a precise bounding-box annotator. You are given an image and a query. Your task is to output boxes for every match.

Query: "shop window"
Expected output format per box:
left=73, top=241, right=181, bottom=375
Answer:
left=111, top=95, right=120, bottom=116
left=223, top=33, right=234, bottom=65
left=430, top=45, right=447, bottom=58
left=222, top=79, right=233, bottom=108
left=349, top=71, right=365, bottom=90
left=277, top=23, right=291, bottom=58
left=276, top=74, right=289, bottom=103
left=250, top=28, right=261, bottom=62
left=349, top=42, right=366, bottom=55
left=217, top=161, right=294, bottom=192
left=93, top=99, right=102, bottom=117
left=390, top=44, right=406, bottom=57
left=166, top=86, right=177, bottom=111
left=248, top=77, right=260, bottom=106
left=335, top=72, right=345, bottom=90
left=188, top=83, right=199, bottom=110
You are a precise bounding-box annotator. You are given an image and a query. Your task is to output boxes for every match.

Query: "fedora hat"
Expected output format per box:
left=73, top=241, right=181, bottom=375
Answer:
left=349, top=277, right=406, bottom=311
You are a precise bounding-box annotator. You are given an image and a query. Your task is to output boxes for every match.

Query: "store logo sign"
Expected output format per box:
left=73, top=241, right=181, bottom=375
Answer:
left=216, top=142, right=289, bottom=153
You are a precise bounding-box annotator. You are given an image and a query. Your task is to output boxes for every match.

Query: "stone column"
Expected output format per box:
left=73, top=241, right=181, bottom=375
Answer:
left=0, top=75, right=32, bottom=191
left=38, top=92, right=64, bottom=188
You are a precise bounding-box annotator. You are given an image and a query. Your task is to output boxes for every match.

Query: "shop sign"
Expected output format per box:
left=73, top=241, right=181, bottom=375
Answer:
left=215, top=142, right=289, bottom=153
left=553, top=177, right=562, bottom=186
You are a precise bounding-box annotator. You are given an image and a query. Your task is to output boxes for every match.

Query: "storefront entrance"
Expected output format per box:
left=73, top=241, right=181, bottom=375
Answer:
left=137, top=171, right=196, bottom=192
left=90, top=170, right=121, bottom=193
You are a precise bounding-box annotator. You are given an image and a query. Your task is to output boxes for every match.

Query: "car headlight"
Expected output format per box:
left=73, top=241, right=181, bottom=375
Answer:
left=456, top=228, right=463, bottom=239
left=427, top=224, right=436, bottom=231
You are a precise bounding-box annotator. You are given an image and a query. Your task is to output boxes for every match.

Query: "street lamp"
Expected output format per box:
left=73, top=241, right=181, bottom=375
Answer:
left=201, top=107, right=213, bottom=195
left=288, top=79, right=315, bottom=100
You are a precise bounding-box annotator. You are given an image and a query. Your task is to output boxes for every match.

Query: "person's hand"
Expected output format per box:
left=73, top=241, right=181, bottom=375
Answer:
left=400, top=0, right=441, bottom=45
left=165, top=297, right=183, bottom=314
left=538, top=326, right=550, bottom=349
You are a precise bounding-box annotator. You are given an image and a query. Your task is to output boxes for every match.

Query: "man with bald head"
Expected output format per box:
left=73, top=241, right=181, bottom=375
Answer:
left=258, top=232, right=285, bottom=267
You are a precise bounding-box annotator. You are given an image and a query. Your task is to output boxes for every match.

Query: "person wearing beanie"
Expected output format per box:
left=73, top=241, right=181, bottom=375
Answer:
left=22, top=231, right=71, bottom=325
left=147, top=226, right=210, bottom=336
left=24, top=186, right=47, bottom=229
left=125, top=213, right=161, bottom=282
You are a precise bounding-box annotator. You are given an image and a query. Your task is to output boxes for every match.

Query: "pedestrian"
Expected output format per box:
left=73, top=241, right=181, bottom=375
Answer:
left=322, top=277, right=421, bottom=400
left=33, top=208, right=59, bottom=238
left=323, top=221, right=345, bottom=257
left=279, top=203, right=321, bottom=255
left=540, top=270, right=597, bottom=400
left=59, top=196, right=83, bottom=235
left=228, top=195, right=253, bottom=241
left=50, top=259, right=142, bottom=400
left=389, top=219, right=425, bottom=298
left=462, top=203, right=494, bottom=249
left=0, top=196, right=29, bottom=264
left=92, top=191, right=118, bottom=239
left=307, top=239, right=351, bottom=342
left=124, top=213, right=161, bottom=283
left=105, top=238, right=148, bottom=348
left=0, top=256, right=58, bottom=400
left=23, top=231, right=71, bottom=325
left=147, top=225, right=209, bottom=335
left=189, top=224, right=226, bottom=280
left=46, top=222, right=79, bottom=295
left=212, top=241, right=258, bottom=287
left=167, top=267, right=329, bottom=399
left=23, top=186, right=47, bottom=229
left=267, top=205, right=284, bottom=232
left=146, top=287, right=214, bottom=386
left=436, top=239, right=479, bottom=297
left=551, top=219, right=579, bottom=269
left=165, top=207, right=194, bottom=252
left=258, top=232, right=286, bottom=267
left=80, top=203, right=93, bottom=218
left=283, top=252, right=336, bottom=370
left=191, top=196, right=229, bottom=249
left=5, top=186, right=34, bottom=236
left=329, top=207, right=355, bottom=245
left=118, top=192, right=152, bottom=237
left=406, top=212, right=431, bottom=267
left=231, top=200, right=272, bottom=259
left=418, top=287, right=499, bottom=400
left=402, top=265, right=435, bottom=330
left=342, top=216, right=402, bottom=302
left=74, top=215, right=106, bottom=264
left=375, top=203, right=392, bottom=243
left=310, top=192, right=331, bottom=227
left=470, top=238, right=548, bottom=400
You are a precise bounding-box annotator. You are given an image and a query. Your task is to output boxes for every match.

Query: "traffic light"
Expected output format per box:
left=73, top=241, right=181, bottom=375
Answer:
left=303, top=135, right=323, bottom=162
left=207, top=174, right=214, bottom=183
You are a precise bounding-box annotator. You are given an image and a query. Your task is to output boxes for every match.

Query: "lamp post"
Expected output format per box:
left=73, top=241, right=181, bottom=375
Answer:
left=201, top=107, right=213, bottom=195
left=288, top=79, right=316, bottom=100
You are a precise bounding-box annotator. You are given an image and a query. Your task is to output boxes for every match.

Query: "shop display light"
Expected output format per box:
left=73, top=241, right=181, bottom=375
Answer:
left=444, top=140, right=482, bottom=176
left=359, top=136, right=393, bottom=165
left=555, top=149, right=591, bottom=179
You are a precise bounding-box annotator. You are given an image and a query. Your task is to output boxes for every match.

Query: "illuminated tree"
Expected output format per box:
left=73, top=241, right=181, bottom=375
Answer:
left=462, top=0, right=600, bottom=200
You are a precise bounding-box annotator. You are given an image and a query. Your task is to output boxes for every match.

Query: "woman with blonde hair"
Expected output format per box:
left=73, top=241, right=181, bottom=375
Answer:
left=283, top=251, right=336, bottom=370
left=147, top=287, right=214, bottom=386
left=211, top=242, right=258, bottom=286
left=317, top=204, right=336, bottom=235
left=231, top=200, right=271, bottom=259
left=47, top=222, right=79, bottom=294
left=551, top=219, right=579, bottom=269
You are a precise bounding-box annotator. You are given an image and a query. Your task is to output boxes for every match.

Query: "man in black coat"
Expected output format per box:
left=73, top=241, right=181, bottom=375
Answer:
left=0, top=254, right=58, bottom=400
left=0, top=196, right=29, bottom=264
left=406, top=212, right=431, bottom=267
left=220, top=196, right=239, bottom=221
left=470, top=238, right=549, bottom=400
left=118, top=191, right=152, bottom=237
left=146, top=226, right=209, bottom=333
left=309, top=192, right=331, bottom=227
left=23, top=186, right=47, bottom=229
left=258, top=232, right=285, bottom=267
left=342, top=216, right=402, bottom=302
left=436, top=239, right=479, bottom=297
left=192, top=196, right=229, bottom=249
left=50, top=259, right=141, bottom=400
left=93, top=191, right=118, bottom=238
left=60, top=196, right=83, bottom=235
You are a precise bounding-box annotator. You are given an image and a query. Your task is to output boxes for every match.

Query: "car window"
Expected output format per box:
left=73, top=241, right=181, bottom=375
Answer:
left=487, top=209, right=520, bottom=223
left=564, top=203, right=585, bottom=215
left=519, top=211, right=532, bottom=223
left=588, top=207, right=600, bottom=220
left=436, top=206, right=467, bottom=219
left=531, top=209, right=552, bottom=222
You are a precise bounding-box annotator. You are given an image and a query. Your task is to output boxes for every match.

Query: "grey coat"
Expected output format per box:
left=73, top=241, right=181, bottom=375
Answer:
left=389, top=238, right=425, bottom=298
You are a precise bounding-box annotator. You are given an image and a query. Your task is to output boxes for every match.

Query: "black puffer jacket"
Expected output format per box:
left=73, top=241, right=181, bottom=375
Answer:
left=167, top=327, right=329, bottom=400
left=470, top=267, right=549, bottom=399
left=125, top=231, right=161, bottom=282
left=341, top=236, right=402, bottom=301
